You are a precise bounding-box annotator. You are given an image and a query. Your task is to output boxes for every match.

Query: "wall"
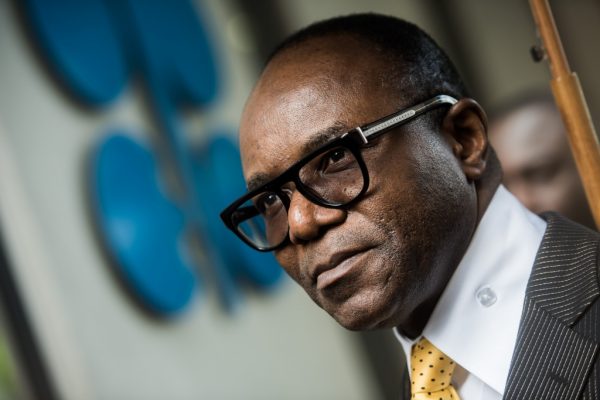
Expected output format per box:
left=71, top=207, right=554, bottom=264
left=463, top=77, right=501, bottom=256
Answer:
left=0, top=0, right=380, bottom=398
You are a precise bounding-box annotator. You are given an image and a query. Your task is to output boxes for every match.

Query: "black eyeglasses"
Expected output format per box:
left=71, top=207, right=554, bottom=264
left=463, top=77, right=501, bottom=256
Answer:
left=221, top=94, right=458, bottom=251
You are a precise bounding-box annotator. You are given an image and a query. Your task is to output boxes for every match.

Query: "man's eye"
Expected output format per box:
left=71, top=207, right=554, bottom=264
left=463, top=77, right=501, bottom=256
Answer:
left=258, top=193, right=277, bottom=208
left=256, top=192, right=282, bottom=216
left=320, top=147, right=353, bottom=173
left=329, top=148, right=346, bottom=162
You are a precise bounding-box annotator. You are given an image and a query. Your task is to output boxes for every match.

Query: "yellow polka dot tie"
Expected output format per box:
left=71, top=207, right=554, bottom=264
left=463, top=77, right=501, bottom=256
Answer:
left=410, top=338, right=460, bottom=400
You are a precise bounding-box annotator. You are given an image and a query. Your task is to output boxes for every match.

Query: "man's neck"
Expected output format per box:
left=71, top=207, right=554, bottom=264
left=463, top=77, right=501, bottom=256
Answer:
left=398, top=157, right=502, bottom=339
left=475, top=150, right=502, bottom=224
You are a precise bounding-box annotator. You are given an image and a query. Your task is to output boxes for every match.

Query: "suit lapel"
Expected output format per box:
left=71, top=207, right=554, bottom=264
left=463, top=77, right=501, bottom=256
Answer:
left=504, top=213, right=600, bottom=400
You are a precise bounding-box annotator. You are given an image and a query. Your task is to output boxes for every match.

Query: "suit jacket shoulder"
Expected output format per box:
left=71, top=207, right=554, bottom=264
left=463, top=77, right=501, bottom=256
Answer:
left=504, top=212, right=600, bottom=400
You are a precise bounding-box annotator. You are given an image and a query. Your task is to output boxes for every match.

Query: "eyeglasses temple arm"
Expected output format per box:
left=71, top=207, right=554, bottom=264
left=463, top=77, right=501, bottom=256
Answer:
left=359, top=95, right=458, bottom=142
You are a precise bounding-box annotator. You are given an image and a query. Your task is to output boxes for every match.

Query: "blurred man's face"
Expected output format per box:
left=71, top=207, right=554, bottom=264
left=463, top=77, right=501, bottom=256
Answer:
left=239, top=35, right=478, bottom=334
left=489, top=102, right=594, bottom=229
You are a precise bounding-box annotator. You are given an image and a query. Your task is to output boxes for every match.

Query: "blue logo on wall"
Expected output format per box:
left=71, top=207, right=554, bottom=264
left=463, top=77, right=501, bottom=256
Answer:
left=23, top=0, right=282, bottom=315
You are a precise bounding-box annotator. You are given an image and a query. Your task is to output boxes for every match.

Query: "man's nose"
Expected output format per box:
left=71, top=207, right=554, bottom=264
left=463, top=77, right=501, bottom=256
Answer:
left=287, top=191, right=347, bottom=245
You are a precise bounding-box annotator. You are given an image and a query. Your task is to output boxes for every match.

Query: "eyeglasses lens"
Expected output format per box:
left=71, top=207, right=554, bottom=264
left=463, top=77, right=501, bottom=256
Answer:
left=298, top=146, right=364, bottom=205
left=232, top=145, right=364, bottom=250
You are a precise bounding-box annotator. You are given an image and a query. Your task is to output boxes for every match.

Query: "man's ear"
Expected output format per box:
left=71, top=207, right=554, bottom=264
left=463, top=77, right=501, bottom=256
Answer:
left=441, top=98, right=489, bottom=181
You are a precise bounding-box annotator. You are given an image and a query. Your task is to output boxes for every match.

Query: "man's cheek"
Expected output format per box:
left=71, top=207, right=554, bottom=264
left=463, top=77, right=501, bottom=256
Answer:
left=275, top=251, right=302, bottom=282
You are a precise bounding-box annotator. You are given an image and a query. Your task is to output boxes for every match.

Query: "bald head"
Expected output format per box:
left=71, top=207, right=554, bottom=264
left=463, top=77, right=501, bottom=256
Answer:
left=267, top=14, right=468, bottom=105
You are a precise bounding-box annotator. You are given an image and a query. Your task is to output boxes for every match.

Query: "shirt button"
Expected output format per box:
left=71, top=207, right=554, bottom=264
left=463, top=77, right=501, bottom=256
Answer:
left=476, top=286, right=497, bottom=307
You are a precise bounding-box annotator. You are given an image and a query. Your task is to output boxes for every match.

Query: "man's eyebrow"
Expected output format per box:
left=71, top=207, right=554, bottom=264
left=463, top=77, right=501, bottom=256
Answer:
left=247, top=172, right=271, bottom=192
left=246, top=121, right=349, bottom=192
left=299, top=122, right=349, bottom=156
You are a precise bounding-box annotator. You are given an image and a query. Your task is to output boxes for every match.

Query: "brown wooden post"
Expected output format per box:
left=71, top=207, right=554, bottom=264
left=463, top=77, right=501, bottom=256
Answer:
left=530, top=0, right=600, bottom=229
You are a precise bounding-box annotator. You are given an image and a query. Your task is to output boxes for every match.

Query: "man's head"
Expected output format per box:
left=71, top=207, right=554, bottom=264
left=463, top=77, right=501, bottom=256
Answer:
left=235, top=14, right=500, bottom=336
left=489, top=94, right=594, bottom=229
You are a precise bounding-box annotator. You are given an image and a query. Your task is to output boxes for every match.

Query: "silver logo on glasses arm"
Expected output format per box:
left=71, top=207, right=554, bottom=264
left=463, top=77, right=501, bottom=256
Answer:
left=363, top=110, right=416, bottom=137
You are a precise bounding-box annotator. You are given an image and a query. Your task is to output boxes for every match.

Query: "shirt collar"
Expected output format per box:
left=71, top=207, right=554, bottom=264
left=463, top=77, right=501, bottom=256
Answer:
left=395, top=185, right=546, bottom=395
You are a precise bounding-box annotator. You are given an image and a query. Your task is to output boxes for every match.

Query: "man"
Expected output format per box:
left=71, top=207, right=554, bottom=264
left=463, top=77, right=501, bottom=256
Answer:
left=220, top=14, right=600, bottom=400
left=489, top=94, right=596, bottom=229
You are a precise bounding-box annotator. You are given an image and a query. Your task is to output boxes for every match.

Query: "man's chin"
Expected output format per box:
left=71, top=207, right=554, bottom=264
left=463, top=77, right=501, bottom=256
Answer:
left=332, top=313, right=387, bottom=331
left=327, top=302, right=396, bottom=331
left=311, top=285, right=398, bottom=330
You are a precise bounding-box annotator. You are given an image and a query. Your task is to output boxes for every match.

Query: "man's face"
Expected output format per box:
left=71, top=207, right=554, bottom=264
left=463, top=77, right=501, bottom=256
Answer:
left=240, top=36, right=477, bottom=333
left=489, top=103, right=594, bottom=228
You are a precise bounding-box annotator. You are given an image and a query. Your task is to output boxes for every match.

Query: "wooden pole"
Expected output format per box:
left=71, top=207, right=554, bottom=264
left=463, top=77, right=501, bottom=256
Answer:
left=530, top=0, right=600, bottom=229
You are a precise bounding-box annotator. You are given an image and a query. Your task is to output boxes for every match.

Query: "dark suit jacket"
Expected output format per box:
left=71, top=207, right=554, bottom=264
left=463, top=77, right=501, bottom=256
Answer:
left=504, top=212, right=600, bottom=400
left=401, top=213, right=600, bottom=400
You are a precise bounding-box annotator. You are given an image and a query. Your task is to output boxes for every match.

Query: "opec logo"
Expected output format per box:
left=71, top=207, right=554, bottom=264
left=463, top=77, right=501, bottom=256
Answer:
left=23, top=0, right=282, bottom=315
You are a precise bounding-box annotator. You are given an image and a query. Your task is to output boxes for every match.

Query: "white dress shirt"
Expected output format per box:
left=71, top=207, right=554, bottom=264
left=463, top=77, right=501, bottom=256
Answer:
left=395, top=185, right=547, bottom=399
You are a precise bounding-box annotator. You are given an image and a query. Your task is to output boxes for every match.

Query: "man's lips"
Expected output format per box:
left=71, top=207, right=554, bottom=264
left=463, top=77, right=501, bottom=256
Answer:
left=310, top=248, right=373, bottom=290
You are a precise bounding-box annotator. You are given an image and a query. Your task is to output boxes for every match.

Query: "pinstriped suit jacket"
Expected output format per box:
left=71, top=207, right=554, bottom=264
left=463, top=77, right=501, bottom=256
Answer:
left=504, top=213, right=600, bottom=400
left=400, top=213, right=600, bottom=399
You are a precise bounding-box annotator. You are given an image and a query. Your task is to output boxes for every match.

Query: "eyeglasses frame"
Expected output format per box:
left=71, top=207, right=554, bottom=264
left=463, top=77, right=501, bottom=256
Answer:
left=220, top=94, right=458, bottom=251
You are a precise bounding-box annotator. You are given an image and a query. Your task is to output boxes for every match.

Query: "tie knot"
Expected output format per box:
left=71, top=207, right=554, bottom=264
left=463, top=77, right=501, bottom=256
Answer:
left=410, top=338, right=459, bottom=400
